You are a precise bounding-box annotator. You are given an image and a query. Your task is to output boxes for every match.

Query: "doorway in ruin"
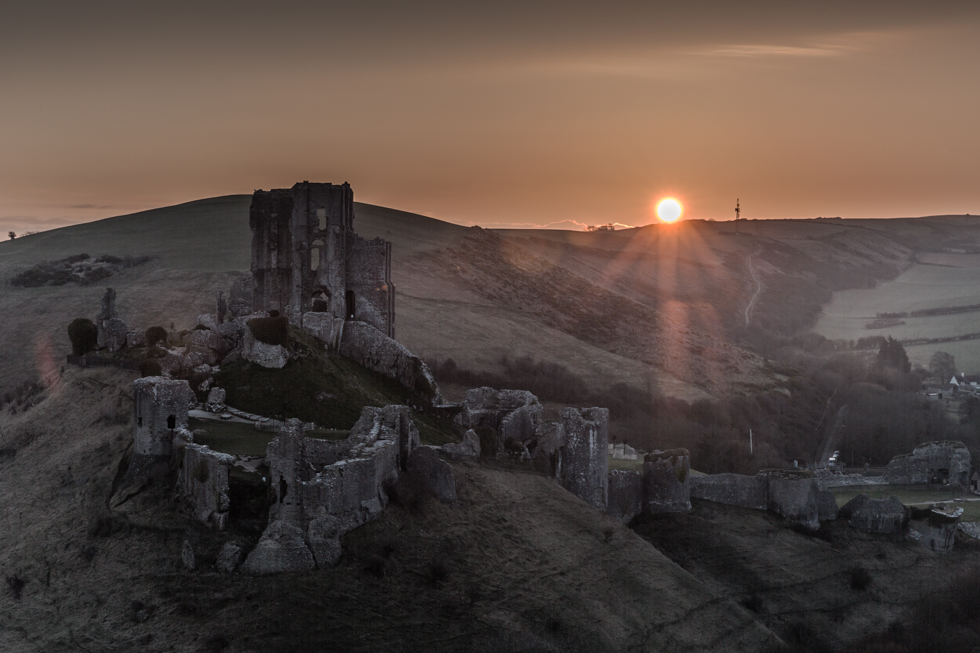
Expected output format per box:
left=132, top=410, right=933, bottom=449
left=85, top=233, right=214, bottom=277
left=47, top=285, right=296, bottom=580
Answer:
left=167, top=415, right=176, bottom=429
left=345, top=290, right=355, bottom=320
left=311, top=289, right=330, bottom=313
left=931, top=468, right=950, bottom=484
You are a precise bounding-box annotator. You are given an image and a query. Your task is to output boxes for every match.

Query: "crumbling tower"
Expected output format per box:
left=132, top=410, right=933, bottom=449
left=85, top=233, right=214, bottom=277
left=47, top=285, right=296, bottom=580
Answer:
left=250, top=182, right=394, bottom=338
left=133, top=377, right=190, bottom=457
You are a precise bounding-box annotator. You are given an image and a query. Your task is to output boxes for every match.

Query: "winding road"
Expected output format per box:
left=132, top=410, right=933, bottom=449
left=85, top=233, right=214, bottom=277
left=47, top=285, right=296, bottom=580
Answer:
left=744, top=243, right=763, bottom=326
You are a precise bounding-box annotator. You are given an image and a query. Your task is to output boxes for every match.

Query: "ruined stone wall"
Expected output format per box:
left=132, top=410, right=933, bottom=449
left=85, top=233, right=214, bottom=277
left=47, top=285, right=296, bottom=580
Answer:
left=886, top=441, right=971, bottom=487
left=642, top=449, right=691, bottom=514
left=338, top=321, right=440, bottom=401
left=689, top=473, right=768, bottom=510
left=181, top=444, right=234, bottom=530
left=607, top=470, right=643, bottom=523
left=250, top=189, right=294, bottom=315
left=559, top=407, right=608, bottom=510
left=763, top=471, right=819, bottom=530
left=132, top=377, right=190, bottom=457
left=454, top=388, right=541, bottom=454
left=346, top=234, right=395, bottom=338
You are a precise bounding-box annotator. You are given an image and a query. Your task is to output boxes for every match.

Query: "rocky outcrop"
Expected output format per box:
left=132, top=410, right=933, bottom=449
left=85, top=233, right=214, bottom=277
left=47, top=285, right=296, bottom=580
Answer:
left=840, top=494, right=907, bottom=534
left=908, top=507, right=960, bottom=552
left=339, top=321, right=439, bottom=401
left=886, top=441, right=971, bottom=487
left=241, top=521, right=316, bottom=575
left=642, top=449, right=691, bottom=514
left=241, top=330, right=289, bottom=369
left=217, top=542, right=244, bottom=572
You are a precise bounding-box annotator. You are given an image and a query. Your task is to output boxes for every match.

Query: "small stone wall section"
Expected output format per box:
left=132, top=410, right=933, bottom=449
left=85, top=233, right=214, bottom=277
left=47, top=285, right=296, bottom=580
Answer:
left=180, top=444, right=235, bottom=530
left=642, top=449, right=691, bottom=514
left=690, top=473, right=768, bottom=510
left=690, top=470, right=821, bottom=529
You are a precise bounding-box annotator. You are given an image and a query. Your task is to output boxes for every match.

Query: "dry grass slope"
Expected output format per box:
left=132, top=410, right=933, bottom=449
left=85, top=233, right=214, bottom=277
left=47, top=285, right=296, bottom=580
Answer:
left=0, top=367, right=777, bottom=652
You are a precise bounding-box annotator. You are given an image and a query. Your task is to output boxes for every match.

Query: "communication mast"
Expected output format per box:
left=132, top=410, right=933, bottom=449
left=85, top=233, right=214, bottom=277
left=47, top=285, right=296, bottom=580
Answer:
left=735, top=198, right=740, bottom=235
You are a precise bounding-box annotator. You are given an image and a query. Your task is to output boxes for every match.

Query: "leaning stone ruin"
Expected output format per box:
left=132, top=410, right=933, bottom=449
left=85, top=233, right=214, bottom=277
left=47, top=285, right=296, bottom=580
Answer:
left=97, top=287, right=128, bottom=352
left=885, top=441, right=971, bottom=487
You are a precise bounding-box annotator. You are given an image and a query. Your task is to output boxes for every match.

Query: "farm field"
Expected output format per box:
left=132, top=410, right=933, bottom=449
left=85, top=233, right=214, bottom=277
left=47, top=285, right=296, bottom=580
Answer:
left=814, top=257, right=980, bottom=372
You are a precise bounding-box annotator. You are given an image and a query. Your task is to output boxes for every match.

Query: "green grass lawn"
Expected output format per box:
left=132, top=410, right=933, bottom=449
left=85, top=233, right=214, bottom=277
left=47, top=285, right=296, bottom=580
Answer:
left=831, top=485, right=980, bottom=521
left=608, top=457, right=644, bottom=471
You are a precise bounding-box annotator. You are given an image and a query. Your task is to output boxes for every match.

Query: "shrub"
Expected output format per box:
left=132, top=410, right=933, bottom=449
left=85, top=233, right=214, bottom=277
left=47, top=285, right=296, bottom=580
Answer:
left=145, top=326, right=168, bottom=347
left=850, top=566, right=872, bottom=591
left=67, top=318, right=98, bottom=356
left=139, top=359, right=162, bottom=377
left=248, top=317, right=289, bottom=347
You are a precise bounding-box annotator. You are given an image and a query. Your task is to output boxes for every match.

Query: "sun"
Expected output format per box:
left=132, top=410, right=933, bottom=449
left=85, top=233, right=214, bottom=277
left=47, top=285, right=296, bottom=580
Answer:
left=657, top=198, right=682, bottom=223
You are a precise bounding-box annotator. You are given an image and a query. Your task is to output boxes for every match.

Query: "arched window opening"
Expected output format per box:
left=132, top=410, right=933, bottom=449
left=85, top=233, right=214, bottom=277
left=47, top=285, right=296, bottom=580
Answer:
left=310, top=247, right=320, bottom=271
left=316, top=208, right=327, bottom=231
left=167, top=415, right=176, bottom=429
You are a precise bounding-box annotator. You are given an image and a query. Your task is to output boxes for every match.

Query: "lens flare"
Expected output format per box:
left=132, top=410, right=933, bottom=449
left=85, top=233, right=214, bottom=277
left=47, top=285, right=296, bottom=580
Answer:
left=657, top=198, right=682, bottom=222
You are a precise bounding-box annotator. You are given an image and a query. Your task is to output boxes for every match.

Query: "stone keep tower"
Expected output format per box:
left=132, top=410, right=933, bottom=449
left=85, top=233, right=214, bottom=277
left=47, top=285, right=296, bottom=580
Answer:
left=250, top=182, right=395, bottom=338
left=133, top=377, right=190, bottom=457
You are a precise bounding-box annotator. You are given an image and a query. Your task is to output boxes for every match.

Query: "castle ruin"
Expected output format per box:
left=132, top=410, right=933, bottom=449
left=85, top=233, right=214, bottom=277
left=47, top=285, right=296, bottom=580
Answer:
left=250, top=182, right=394, bottom=338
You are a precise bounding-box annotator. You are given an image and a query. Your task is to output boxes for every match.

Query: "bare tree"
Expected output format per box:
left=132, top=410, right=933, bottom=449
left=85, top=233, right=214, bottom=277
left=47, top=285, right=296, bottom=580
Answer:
left=930, top=351, right=957, bottom=384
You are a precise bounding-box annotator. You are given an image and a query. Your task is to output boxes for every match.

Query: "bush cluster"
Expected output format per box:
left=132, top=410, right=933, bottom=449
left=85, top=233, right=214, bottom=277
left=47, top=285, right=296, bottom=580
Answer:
left=248, top=317, right=289, bottom=347
left=10, top=253, right=151, bottom=287
left=145, top=326, right=168, bottom=348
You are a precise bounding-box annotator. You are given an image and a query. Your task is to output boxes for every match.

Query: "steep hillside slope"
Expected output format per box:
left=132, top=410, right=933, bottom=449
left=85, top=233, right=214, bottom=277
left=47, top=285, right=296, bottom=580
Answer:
left=0, top=367, right=777, bottom=652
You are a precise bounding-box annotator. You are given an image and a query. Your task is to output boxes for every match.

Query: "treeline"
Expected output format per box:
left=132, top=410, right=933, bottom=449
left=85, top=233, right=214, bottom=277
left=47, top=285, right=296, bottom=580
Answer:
left=428, top=342, right=959, bottom=474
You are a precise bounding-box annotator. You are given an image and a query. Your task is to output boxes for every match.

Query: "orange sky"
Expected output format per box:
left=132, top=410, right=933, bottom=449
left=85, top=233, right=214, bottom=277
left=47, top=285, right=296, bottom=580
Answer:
left=2, top=1, right=979, bottom=235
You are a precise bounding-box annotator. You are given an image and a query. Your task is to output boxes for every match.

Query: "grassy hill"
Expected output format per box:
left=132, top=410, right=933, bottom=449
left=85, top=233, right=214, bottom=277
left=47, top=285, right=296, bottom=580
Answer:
left=0, top=367, right=777, bottom=652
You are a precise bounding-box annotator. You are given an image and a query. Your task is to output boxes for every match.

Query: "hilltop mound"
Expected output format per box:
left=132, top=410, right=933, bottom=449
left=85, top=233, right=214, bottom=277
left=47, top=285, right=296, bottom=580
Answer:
left=0, top=367, right=777, bottom=651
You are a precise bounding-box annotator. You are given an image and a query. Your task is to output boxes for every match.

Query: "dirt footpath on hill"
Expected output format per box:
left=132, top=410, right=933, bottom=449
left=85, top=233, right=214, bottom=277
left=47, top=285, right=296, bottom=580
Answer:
left=0, top=367, right=778, bottom=652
